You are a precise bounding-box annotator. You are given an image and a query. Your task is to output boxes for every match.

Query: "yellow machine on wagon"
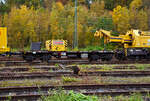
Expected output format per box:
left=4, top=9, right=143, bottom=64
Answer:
left=94, top=29, right=150, bottom=49
left=46, top=40, right=67, bottom=51
left=0, top=27, right=10, bottom=54
left=94, top=29, right=150, bottom=60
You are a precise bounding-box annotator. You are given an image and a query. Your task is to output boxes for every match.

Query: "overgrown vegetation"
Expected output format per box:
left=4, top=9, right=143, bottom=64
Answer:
left=62, top=76, right=80, bottom=83
left=99, top=93, right=150, bottom=101
left=40, top=90, right=98, bottom=101
left=40, top=90, right=150, bottom=101
left=79, top=64, right=150, bottom=71
left=135, top=64, right=150, bottom=70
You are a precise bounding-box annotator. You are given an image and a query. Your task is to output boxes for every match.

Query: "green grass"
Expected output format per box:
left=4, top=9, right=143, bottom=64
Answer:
left=10, top=46, right=46, bottom=52
left=136, top=64, right=150, bottom=70
left=79, top=46, right=104, bottom=51
left=102, top=76, right=150, bottom=84
left=99, top=93, right=149, bottom=101
left=6, top=90, right=150, bottom=101
left=40, top=90, right=149, bottom=101
left=79, top=64, right=150, bottom=71
left=10, top=47, right=30, bottom=52
left=40, top=90, right=98, bottom=101
left=62, top=76, right=80, bottom=83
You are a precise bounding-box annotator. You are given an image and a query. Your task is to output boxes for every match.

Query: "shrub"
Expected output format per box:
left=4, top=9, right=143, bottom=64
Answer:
left=40, top=90, right=98, bottom=101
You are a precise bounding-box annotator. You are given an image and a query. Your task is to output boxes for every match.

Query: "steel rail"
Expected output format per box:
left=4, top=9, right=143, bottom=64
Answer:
left=0, top=84, right=150, bottom=101
left=1, top=60, right=150, bottom=66
left=1, top=71, right=150, bottom=80
left=0, top=65, right=143, bottom=72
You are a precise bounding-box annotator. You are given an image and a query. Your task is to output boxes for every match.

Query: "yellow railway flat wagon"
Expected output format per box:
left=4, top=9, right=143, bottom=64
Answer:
left=0, top=27, right=10, bottom=54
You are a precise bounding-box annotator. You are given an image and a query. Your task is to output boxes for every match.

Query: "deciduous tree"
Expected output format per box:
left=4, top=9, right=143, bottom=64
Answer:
left=112, top=6, right=130, bottom=33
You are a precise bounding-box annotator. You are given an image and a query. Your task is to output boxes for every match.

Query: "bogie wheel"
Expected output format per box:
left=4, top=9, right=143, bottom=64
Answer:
left=115, top=50, right=126, bottom=60
left=105, top=57, right=112, bottom=61
left=101, top=58, right=105, bottom=61
left=41, top=55, right=51, bottom=62
left=102, top=55, right=113, bottom=61
left=24, top=55, right=34, bottom=62
left=89, top=54, right=100, bottom=62
left=135, top=56, right=141, bottom=61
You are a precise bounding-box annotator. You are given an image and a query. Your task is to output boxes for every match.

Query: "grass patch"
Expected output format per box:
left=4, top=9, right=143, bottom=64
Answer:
left=100, top=65, right=113, bottom=71
left=135, top=64, right=150, bottom=70
left=99, top=93, right=150, bottom=101
left=40, top=90, right=150, bottom=101
left=67, top=46, right=104, bottom=51
left=28, top=66, right=40, bottom=72
left=0, top=79, right=60, bottom=87
left=40, top=90, right=98, bottom=101
left=62, top=76, right=80, bottom=83
left=79, top=64, right=92, bottom=68
left=79, top=64, right=116, bottom=71
left=102, top=76, right=150, bottom=84
left=79, top=46, right=104, bottom=51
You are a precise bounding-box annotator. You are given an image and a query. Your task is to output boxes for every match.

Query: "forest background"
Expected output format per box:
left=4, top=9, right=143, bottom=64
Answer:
left=0, top=0, right=150, bottom=50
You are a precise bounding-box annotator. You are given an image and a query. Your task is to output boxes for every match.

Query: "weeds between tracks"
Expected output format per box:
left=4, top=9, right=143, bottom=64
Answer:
left=2, top=64, right=150, bottom=101
left=5, top=90, right=150, bottom=101
left=41, top=91, right=150, bottom=101
left=41, top=90, right=98, bottom=101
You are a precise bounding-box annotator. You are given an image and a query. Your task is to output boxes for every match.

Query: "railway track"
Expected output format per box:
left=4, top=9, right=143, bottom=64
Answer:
left=0, top=65, right=145, bottom=72
left=1, top=59, right=150, bottom=66
left=1, top=71, right=150, bottom=80
left=1, top=83, right=150, bottom=101
left=0, top=66, right=58, bottom=72
left=0, top=66, right=142, bottom=73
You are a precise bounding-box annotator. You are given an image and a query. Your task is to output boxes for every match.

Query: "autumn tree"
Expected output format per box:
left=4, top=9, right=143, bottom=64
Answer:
left=129, top=0, right=148, bottom=30
left=143, top=0, right=150, bottom=9
left=50, top=2, right=65, bottom=39
left=78, top=5, right=90, bottom=47
left=90, top=0, right=105, bottom=17
left=112, top=0, right=148, bottom=33
left=129, top=0, right=142, bottom=28
left=34, top=8, right=51, bottom=45
left=102, top=0, right=133, bottom=10
left=112, top=6, right=130, bottom=33
left=3, top=5, right=36, bottom=48
left=137, top=9, right=148, bottom=30
left=95, top=17, right=114, bottom=30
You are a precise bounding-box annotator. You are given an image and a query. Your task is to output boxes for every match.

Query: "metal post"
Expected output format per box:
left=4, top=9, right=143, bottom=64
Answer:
left=74, top=0, right=78, bottom=49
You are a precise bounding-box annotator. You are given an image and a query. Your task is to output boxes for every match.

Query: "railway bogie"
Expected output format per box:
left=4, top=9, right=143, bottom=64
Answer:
left=22, top=51, right=52, bottom=62
left=88, top=51, right=114, bottom=61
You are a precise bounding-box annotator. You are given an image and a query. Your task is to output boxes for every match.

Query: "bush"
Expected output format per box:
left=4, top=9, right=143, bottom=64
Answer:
left=80, top=46, right=104, bottom=51
left=40, top=90, right=98, bottom=101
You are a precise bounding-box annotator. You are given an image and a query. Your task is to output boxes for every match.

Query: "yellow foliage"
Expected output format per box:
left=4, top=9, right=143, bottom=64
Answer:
left=3, top=5, right=37, bottom=48
left=113, top=0, right=148, bottom=34
left=129, top=0, right=148, bottom=30
left=112, top=5, right=130, bottom=33
left=78, top=0, right=85, bottom=3
left=0, top=1, right=99, bottom=48
left=56, top=2, right=64, bottom=11
left=137, top=10, right=148, bottom=30
left=90, top=1, right=105, bottom=17
left=130, top=0, right=142, bottom=10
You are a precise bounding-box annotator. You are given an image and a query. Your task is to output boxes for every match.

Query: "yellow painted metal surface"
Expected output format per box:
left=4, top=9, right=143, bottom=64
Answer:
left=0, top=27, right=10, bottom=53
left=46, top=40, right=67, bottom=51
left=94, top=29, right=150, bottom=49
